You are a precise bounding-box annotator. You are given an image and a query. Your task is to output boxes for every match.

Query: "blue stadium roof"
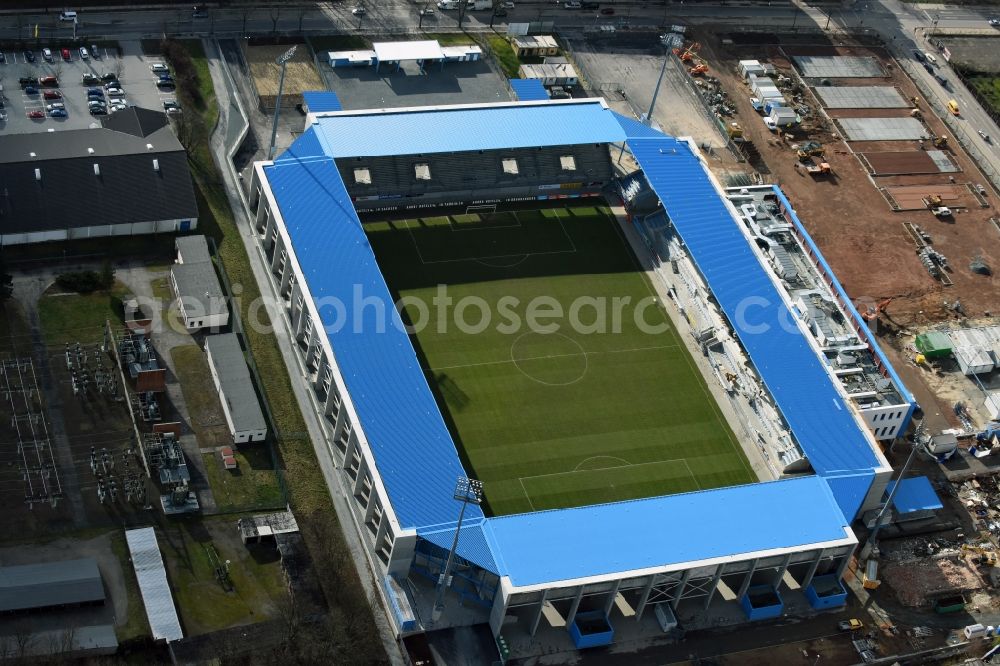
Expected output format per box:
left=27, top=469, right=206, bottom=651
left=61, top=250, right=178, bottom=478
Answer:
left=263, top=157, right=482, bottom=531
left=886, top=476, right=942, bottom=513
left=625, top=136, right=883, bottom=481
left=486, top=477, right=851, bottom=587
left=509, top=79, right=549, bottom=102
left=310, top=100, right=627, bottom=158
left=263, top=102, right=883, bottom=587
left=302, top=90, right=343, bottom=113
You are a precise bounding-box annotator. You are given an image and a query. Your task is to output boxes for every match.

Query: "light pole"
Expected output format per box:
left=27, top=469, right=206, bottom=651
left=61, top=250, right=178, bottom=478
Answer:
left=431, top=477, right=483, bottom=624
left=267, top=45, right=297, bottom=162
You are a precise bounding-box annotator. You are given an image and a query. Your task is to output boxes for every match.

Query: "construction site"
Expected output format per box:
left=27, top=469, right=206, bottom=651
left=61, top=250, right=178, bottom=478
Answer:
left=595, top=26, right=1000, bottom=653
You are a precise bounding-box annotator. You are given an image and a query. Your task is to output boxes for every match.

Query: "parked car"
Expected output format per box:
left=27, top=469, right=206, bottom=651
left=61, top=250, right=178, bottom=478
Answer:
left=564, top=0, right=581, bottom=7
left=82, top=73, right=100, bottom=85
left=43, top=90, right=62, bottom=100
left=503, top=0, right=515, bottom=6
left=80, top=47, right=89, bottom=60
left=42, top=48, right=53, bottom=62
left=46, top=102, right=65, bottom=111
left=923, top=62, right=934, bottom=74
left=150, top=63, right=170, bottom=73
left=49, top=108, right=68, bottom=118
left=600, top=6, right=614, bottom=14
left=913, top=49, right=925, bottom=62
left=156, top=79, right=176, bottom=89
left=61, top=48, right=71, bottom=61
left=163, top=99, right=182, bottom=114
left=91, top=44, right=101, bottom=59
left=23, top=86, right=39, bottom=95
left=18, top=76, right=38, bottom=87
left=105, top=86, right=125, bottom=96
left=100, top=72, right=118, bottom=83
left=989, top=18, right=1000, bottom=27
left=935, top=74, right=949, bottom=88
left=352, top=6, right=366, bottom=15
left=39, top=76, right=58, bottom=87
left=23, top=50, right=35, bottom=63
left=88, top=99, right=107, bottom=108
left=59, top=11, right=78, bottom=21
left=581, top=1, right=598, bottom=8
left=110, top=102, right=128, bottom=112
left=192, top=9, right=209, bottom=18
left=979, top=130, right=991, bottom=143
left=87, top=88, right=105, bottom=97
left=419, top=7, right=434, bottom=15
left=27, top=110, right=44, bottom=119
left=89, top=107, right=107, bottom=116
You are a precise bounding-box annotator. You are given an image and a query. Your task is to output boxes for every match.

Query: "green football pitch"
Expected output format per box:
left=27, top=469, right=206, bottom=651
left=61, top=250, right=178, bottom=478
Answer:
left=363, top=205, right=756, bottom=516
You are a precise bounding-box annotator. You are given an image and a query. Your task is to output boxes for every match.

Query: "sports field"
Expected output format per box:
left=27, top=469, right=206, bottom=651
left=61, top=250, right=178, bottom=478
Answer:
left=363, top=205, right=756, bottom=516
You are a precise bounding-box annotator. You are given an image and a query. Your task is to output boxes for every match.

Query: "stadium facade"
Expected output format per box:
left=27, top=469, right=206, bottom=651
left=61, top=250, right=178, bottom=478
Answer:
left=248, top=98, right=914, bottom=652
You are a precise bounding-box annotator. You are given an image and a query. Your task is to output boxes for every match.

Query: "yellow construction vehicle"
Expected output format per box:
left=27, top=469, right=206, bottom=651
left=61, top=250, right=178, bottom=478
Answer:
left=726, top=122, right=744, bottom=140
left=795, top=141, right=825, bottom=158
left=801, top=158, right=832, bottom=176
left=962, top=544, right=999, bottom=567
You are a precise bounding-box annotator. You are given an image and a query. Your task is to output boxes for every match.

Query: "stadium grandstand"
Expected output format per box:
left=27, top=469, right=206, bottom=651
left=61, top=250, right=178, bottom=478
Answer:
left=248, top=97, right=915, bottom=657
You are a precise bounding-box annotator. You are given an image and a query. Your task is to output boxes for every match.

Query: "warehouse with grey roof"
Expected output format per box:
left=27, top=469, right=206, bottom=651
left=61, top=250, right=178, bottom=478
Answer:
left=0, top=107, right=198, bottom=246
left=205, top=333, right=267, bottom=443
left=0, top=558, right=105, bottom=612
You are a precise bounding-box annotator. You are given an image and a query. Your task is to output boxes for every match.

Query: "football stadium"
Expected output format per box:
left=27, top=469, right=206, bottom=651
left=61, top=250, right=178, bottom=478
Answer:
left=248, top=93, right=915, bottom=655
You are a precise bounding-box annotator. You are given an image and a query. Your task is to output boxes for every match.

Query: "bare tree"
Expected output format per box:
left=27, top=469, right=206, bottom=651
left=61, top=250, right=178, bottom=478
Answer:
left=269, top=8, right=281, bottom=35
left=297, top=9, right=308, bottom=33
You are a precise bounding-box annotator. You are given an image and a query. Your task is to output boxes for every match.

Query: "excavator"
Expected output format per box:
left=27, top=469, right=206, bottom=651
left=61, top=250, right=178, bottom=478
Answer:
left=962, top=544, right=999, bottom=567
left=672, top=42, right=701, bottom=63
left=861, top=298, right=900, bottom=334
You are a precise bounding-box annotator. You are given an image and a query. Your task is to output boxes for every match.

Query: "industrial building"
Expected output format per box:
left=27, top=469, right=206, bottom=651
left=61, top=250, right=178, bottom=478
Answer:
left=247, top=99, right=914, bottom=655
left=168, top=235, right=229, bottom=330
left=204, top=333, right=267, bottom=443
left=0, top=108, right=197, bottom=246
left=0, top=558, right=105, bottom=612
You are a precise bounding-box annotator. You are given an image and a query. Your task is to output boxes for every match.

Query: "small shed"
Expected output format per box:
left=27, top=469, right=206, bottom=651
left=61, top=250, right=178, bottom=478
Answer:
left=238, top=510, right=299, bottom=544
left=915, top=331, right=953, bottom=358
left=511, top=35, right=559, bottom=58
left=518, top=63, right=579, bottom=87
left=986, top=392, right=1000, bottom=420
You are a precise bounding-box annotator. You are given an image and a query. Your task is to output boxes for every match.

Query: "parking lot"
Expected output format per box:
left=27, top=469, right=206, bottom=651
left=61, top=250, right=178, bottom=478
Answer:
left=0, top=39, right=178, bottom=133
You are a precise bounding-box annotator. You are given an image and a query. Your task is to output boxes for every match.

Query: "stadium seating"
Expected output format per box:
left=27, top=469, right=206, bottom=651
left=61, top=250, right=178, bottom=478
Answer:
left=336, top=144, right=614, bottom=205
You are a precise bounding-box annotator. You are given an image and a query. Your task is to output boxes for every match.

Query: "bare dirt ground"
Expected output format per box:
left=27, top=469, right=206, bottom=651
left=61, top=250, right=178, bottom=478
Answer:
left=939, top=37, right=1000, bottom=73
left=695, top=32, right=1000, bottom=326
left=245, top=42, right=323, bottom=108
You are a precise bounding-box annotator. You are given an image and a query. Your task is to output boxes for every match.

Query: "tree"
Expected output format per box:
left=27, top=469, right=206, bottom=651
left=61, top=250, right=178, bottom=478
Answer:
left=99, top=260, right=115, bottom=290
left=0, top=256, right=12, bottom=304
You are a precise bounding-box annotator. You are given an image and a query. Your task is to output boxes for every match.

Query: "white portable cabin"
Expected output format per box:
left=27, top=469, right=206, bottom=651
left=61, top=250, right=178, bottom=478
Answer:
left=739, top=59, right=765, bottom=78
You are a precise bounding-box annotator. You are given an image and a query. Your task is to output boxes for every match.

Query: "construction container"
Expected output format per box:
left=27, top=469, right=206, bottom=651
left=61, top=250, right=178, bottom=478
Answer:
left=965, top=623, right=988, bottom=639
left=739, top=59, right=765, bottom=78
left=987, top=392, right=1000, bottom=421
left=952, top=329, right=995, bottom=375
left=914, top=331, right=953, bottom=358
left=769, top=107, right=798, bottom=127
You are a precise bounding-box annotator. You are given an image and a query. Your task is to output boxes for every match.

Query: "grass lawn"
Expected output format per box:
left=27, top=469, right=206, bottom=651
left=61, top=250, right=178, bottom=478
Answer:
left=171, top=344, right=283, bottom=512
left=159, top=518, right=288, bottom=636
left=366, top=206, right=755, bottom=516
left=37, top=281, right=128, bottom=346
left=966, top=73, right=1000, bottom=116
left=109, top=530, right=152, bottom=642
left=483, top=32, right=519, bottom=78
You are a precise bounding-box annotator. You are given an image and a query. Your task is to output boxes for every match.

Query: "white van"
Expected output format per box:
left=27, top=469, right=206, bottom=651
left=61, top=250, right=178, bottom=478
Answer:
left=924, top=52, right=937, bottom=65
left=437, top=0, right=458, bottom=9
left=59, top=11, right=78, bottom=22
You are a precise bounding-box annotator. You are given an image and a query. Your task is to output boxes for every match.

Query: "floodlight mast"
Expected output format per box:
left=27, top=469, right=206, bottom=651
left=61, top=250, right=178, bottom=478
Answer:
left=431, top=477, right=483, bottom=623
left=267, top=45, right=298, bottom=161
